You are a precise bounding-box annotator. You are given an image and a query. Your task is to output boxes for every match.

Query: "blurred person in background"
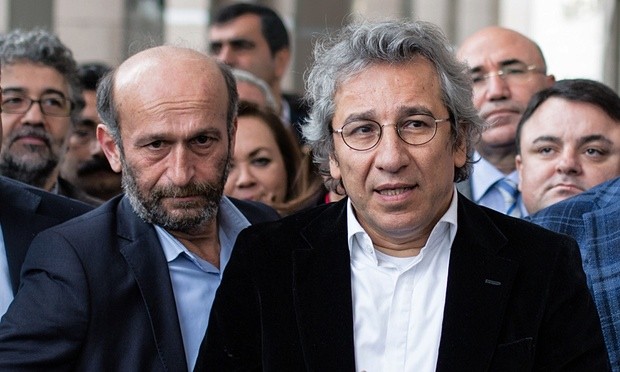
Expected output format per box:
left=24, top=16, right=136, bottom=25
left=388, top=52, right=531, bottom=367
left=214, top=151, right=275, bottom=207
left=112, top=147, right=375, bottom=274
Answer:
left=231, top=68, right=277, bottom=112
left=0, top=28, right=90, bottom=203
left=225, top=101, right=323, bottom=216
left=208, top=2, right=308, bottom=143
left=516, top=78, right=620, bottom=215
left=456, top=26, right=555, bottom=217
left=60, top=62, right=121, bottom=203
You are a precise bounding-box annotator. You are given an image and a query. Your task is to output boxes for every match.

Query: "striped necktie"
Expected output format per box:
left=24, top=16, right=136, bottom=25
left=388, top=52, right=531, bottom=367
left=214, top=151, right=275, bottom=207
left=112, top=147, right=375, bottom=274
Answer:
left=495, top=178, right=521, bottom=217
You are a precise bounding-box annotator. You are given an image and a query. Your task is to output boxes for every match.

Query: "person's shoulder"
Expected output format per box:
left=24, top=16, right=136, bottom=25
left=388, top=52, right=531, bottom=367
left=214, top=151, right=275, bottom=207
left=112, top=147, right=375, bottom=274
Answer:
left=228, top=197, right=281, bottom=224
left=460, top=195, right=577, bottom=254
left=0, top=176, right=93, bottom=218
left=244, top=200, right=341, bottom=236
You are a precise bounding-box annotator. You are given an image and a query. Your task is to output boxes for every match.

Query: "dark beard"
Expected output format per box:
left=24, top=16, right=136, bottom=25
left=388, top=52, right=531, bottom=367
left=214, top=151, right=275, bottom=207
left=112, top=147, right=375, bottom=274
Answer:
left=121, top=153, right=231, bottom=234
left=76, top=155, right=115, bottom=176
left=0, top=127, right=58, bottom=188
left=0, top=150, right=58, bottom=188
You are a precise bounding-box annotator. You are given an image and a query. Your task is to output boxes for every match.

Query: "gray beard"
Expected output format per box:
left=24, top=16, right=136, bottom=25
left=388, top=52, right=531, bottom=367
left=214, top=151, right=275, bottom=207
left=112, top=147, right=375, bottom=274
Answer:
left=0, top=151, right=57, bottom=189
left=120, top=152, right=231, bottom=235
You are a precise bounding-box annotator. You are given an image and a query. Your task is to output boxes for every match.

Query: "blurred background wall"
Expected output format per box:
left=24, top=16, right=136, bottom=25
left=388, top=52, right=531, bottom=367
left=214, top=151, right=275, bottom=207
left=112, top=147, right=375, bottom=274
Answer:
left=0, top=0, right=617, bottom=93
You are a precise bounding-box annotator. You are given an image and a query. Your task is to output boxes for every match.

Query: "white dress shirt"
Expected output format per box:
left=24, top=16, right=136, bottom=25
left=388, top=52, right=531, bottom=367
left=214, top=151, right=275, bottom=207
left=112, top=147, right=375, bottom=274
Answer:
left=347, top=189, right=458, bottom=372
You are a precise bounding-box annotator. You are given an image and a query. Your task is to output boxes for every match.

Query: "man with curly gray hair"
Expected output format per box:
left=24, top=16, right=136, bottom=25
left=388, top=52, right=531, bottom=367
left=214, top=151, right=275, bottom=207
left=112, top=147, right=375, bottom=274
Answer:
left=0, top=28, right=84, bottom=195
left=196, top=20, right=608, bottom=371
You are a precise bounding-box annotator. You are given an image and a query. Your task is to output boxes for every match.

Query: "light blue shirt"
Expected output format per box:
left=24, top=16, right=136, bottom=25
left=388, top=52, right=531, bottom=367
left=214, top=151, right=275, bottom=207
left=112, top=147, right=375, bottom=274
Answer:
left=470, top=152, right=526, bottom=216
left=0, top=224, right=13, bottom=317
left=155, top=196, right=250, bottom=371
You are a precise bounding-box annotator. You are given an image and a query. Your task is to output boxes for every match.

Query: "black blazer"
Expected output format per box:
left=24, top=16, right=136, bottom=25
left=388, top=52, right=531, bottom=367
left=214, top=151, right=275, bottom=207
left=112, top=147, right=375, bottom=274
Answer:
left=0, top=176, right=92, bottom=294
left=197, top=195, right=609, bottom=371
left=0, top=195, right=278, bottom=371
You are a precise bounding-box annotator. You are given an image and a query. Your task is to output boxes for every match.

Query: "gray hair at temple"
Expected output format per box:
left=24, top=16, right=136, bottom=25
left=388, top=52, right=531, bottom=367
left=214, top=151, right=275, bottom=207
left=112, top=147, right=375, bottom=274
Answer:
left=96, top=60, right=239, bottom=149
left=0, top=28, right=84, bottom=123
left=303, top=20, right=484, bottom=190
left=232, top=68, right=278, bottom=112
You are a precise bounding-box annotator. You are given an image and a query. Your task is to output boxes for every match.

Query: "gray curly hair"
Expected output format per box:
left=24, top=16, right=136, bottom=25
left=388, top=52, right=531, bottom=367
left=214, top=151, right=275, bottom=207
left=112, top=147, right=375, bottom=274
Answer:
left=302, top=20, right=483, bottom=192
left=0, top=28, right=84, bottom=122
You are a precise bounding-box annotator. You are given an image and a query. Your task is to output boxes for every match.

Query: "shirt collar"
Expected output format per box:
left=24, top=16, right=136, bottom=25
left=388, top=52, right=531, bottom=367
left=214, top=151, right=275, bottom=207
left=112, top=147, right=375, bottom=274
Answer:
left=346, top=186, right=459, bottom=263
left=471, top=151, right=519, bottom=202
left=155, top=196, right=250, bottom=273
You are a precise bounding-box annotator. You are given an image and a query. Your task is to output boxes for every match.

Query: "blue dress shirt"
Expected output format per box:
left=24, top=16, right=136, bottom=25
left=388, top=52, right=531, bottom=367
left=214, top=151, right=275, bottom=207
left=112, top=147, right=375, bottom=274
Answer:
left=155, top=196, right=250, bottom=371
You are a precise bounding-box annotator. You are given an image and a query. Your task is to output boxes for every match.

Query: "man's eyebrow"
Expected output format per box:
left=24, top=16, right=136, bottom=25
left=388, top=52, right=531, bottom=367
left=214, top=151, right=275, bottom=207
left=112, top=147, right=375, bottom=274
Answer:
left=578, top=134, right=613, bottom=147
left=532, top=135, right=561, bottom=145
left=1, top=87, right=26, bottom=94
left=2, top=87, right=67, bottom=98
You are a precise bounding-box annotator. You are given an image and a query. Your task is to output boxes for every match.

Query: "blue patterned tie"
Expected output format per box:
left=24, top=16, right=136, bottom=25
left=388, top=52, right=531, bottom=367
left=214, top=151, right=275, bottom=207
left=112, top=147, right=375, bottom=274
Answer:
left=495, top=178, right=521, bottom=217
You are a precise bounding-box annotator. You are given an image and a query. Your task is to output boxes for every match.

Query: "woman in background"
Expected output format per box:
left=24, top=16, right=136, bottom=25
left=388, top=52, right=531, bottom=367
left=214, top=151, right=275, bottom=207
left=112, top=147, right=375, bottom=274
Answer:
left=225, top=101, right=325, bottom=215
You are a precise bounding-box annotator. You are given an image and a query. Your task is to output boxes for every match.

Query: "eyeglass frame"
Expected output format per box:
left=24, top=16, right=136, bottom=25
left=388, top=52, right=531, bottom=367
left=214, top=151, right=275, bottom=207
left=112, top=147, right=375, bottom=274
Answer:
left=1, top=91, right=74, bottom=117
left=331, top=113, right=452, bottom=151
left=470, top=61, right=545, bottom=86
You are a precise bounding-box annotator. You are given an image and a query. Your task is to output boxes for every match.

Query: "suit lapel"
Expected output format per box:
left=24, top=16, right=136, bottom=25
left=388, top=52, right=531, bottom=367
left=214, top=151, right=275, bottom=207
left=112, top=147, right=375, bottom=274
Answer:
left=115, top=198, right=188, bottom=372
left=0, top=178, right=48, bottom=293
left=436, top=196, right=519, bottom=371
left=293, top=200, right=356, bottom=371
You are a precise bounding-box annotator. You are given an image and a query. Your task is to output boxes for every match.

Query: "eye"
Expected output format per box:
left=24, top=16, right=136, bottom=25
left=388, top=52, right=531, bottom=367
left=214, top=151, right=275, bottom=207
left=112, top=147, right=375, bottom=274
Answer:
left=148, top=140, right=164, bottom=149
left=251, top=157, right=272, bottom=167
left=193, top=135, right=216, bottom=146
left=503, top=64, right=527, bottom=76
left=2, top=95, right=25, bottom=107
left=538, top=147, right=554, bottom=155
left=230, top=39, right=255, bottom=51
left=41, top=96, right=65, bottom=108
left=470, top=74, right=484, bottom=84
left=344, top=122, right=379, bottom=137
left=209, top=42, right=222, bottom=54
left=73, top=129, right=92, bottom=139
left=584, top=148, right=605, bottom=157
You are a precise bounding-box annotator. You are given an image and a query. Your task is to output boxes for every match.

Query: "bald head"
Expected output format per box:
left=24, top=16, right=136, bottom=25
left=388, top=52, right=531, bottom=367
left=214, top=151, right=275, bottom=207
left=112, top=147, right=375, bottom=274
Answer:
left=457, top=27, right=554, bottom=171
left=97, top=46, right=238, bottom=145
left=458, top=27, right=547, bottom=71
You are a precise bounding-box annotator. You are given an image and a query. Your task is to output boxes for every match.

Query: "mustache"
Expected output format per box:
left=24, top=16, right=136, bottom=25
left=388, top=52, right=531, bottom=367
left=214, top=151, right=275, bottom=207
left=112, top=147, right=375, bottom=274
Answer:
left=76, top=156, right=114, bottom=176
left=478, top=102, right=523, bottom=120
left=7, top=127, right=52, bottom=148
left=150, top=182, right=222, bottom=200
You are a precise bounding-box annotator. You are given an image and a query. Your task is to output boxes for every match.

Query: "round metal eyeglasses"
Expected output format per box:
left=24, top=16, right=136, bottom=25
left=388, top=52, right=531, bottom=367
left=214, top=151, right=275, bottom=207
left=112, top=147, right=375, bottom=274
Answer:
left=332, top=114, right=451, bottom=151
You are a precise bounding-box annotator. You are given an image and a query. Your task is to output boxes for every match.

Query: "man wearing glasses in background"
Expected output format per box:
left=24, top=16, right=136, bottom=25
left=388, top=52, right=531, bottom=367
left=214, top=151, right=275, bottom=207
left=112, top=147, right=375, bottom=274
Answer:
left=0, top=29, right=90, bottom=203
left=457, top=27, right=555, bottom=217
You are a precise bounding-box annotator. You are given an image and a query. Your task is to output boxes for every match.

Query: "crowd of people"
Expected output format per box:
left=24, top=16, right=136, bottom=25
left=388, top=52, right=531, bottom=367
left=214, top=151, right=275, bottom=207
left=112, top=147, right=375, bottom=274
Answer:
left=0, top=2, right=618, bottom=371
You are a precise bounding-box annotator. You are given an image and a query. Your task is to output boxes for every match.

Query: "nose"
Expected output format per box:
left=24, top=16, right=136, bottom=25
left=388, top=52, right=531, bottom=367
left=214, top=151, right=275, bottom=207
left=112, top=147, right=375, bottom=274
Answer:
left=555, top=150, right=581, bottom=175
left=484, top=74, right=510, bottom=101
left=20, top=100, right=46, bottom=125
left=234, top=163, right=257, bottom=188
left=167, top=146, right=195, bottom=186
left=374, top=125, right=409, bottom=173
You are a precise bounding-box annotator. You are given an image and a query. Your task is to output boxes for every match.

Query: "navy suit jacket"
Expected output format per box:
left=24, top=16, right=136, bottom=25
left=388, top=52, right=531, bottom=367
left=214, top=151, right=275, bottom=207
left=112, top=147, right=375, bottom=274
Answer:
left=0, top=176, right=92, bottom=294
left=0, top=195, right=278, bottom=371
left=529, top=176, right=620, bottom=370
left=197, top=195, right=609, bottom=371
